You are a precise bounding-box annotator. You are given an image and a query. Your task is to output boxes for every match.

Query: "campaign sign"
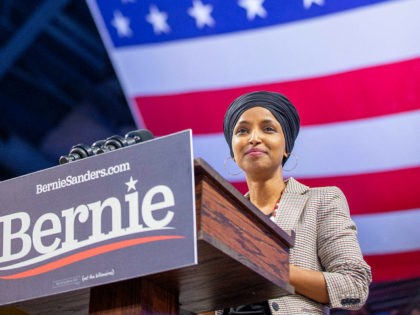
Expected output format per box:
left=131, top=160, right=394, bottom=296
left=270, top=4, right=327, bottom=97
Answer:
left=0, top=130, right=196, bottom=305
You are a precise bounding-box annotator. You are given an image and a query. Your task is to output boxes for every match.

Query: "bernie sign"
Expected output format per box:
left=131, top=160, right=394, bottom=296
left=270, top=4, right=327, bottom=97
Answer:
left=0, top=130, right=196, bottom=305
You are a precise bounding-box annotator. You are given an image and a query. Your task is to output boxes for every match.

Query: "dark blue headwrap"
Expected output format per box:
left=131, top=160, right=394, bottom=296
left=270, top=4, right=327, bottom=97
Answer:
left=223, top=91, right=300, bottom=165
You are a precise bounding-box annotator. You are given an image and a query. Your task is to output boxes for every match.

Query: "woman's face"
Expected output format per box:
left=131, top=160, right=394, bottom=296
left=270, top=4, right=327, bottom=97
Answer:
left=232, top=106, right=287, bottom=178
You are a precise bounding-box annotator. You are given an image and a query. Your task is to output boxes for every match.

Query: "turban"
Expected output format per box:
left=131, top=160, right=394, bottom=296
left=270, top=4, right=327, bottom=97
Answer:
left=223, top=91, right=300, bottom=165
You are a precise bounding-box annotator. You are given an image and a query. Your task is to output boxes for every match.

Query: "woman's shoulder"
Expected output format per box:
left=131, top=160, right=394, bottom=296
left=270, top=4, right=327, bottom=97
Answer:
left=286, top=179, right=352, bottom=221
left=311, top=185, right=345, bottom=198
left=287, top=177, right=346, bottom=202
left=287, top=177, right=346, bottom=199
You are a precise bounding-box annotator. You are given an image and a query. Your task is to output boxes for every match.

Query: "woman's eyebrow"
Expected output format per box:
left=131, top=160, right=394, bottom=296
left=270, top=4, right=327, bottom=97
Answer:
left=237, top=118, right=276, bottom=124
left=235, top=120, right=250, bottom=126
left=260, top=119, right=276, bottom=124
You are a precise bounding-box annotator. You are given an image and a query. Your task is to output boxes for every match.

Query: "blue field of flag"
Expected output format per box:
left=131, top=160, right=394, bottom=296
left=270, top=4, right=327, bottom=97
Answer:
left=94, top=0, right=393, bottom=47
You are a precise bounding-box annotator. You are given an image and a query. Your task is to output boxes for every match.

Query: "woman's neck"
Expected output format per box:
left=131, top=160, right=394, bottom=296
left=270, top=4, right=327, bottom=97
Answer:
left=246, top=175, right=286, bottom=215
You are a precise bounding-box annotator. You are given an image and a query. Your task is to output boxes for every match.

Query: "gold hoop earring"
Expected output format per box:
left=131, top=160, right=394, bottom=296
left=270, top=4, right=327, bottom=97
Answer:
left=224, top=156, right=242, bottom=176
left=283, top=152, right=298, bottom=172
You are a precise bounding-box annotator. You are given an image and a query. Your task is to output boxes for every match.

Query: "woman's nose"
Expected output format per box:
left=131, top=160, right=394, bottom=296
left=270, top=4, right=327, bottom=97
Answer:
left=249, top=130, right=262, bottom=144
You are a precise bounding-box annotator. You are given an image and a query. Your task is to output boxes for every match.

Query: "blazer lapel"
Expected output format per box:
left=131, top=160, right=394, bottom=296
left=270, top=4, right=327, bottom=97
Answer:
left=274, top=178, right=309, bottom=232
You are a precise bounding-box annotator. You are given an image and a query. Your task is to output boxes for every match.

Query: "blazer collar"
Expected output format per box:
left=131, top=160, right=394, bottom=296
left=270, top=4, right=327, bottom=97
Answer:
left=273, top=177, right=310, bottom=232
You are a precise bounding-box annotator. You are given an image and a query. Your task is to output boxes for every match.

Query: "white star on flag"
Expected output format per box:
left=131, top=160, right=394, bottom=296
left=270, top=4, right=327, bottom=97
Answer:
left=188, top=0, right=215, bottom=29
left=303, top=0, right=325, bottom=9
left=111, top=10, right=133, bottom=38
left=125, top=176, right=138, bottom=192
left=146, top=5, right=171, bottom=35
left=238, top=0, right=267, bottom=20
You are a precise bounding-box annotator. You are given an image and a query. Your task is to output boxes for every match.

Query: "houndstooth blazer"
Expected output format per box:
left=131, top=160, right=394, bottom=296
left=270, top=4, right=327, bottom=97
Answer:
left=267, top=178, right=371, bottom=314
left=218, top=178, right=372, bottom=315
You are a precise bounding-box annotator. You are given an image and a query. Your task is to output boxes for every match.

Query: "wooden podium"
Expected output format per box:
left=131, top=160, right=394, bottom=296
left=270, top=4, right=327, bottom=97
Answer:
left=88, top=158, right=294, bottom=314
left=6, top=158, right=293, bottom=315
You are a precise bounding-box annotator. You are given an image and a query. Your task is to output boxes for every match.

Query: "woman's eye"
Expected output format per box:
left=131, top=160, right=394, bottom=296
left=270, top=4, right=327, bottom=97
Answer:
left=235, top=128, right=248, bottom=135
left=264, top=126, right=276, bottom=132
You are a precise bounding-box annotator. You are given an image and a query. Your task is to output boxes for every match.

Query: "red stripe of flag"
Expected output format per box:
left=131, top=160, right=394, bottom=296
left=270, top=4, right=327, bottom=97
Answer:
left=231, top=166, right=420, bottom=215
left=364, top=250, right=420, bottom=282
left=134, top=58, right=420, bottom=136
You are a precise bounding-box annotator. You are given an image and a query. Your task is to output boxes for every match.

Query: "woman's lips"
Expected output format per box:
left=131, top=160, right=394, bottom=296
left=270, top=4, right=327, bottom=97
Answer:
left=245, top=148, right=266, bottom=156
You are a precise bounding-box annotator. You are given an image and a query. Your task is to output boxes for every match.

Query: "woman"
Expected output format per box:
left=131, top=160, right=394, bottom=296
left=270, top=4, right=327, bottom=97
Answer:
left=220, top=91, right=372, bottom=314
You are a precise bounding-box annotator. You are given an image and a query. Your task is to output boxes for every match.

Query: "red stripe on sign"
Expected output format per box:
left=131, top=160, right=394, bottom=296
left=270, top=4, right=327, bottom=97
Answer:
left=134, top=58, right=420, bottom=136
left=231, top=166, right=420, bottom=215
left=364, top=250, right=420, bottom=282
left=0, top=235, right=184, bottom=280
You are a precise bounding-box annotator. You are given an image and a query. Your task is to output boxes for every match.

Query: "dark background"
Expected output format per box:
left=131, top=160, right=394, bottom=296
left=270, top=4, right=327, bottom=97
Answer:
left=0, top=0, right=136, bottom=181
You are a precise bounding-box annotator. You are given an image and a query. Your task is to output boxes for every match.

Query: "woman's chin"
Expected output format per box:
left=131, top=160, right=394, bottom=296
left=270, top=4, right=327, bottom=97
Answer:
left=244, top=165, right=276, bottom=178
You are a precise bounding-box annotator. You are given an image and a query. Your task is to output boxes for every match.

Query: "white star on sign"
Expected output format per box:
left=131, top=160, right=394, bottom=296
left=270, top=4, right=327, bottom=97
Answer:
left=303, top=0, right=325, bottom=9
left=188, top=0, right=215, bottom=29
left=146, top=5, right=171, bottom=35
left=125, top=176, right=138, bottom=192
left=111, top=10, right=133, bottom=38
left=238, top=0, right=267, bottom=21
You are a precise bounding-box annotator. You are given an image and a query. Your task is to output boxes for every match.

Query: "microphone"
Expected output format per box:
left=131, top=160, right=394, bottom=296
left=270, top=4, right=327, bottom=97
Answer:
left=58, top=129, right=154, bottom=164
left=99, top=135, right=126, bottom=152
left=91, top=139, right=106, bottom=155
left=125, top=129, right=154, bottom=144
left=98, top=129, right=154, bottom=153
left=59, top=143, right=93, bottom=164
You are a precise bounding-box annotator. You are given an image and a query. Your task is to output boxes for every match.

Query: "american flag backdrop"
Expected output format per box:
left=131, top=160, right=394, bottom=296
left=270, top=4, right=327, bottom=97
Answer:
left=86, top=0, right=420, bottom=283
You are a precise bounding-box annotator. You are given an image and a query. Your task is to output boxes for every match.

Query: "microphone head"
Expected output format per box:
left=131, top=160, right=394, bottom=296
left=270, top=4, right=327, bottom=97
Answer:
left=91, top=140, right=106, bottom=154
left=125, top=129, right=154, bottom=143
left=59, top=155, right=74, bottom=164
left=59, top=143, right=92, bottom=164
left=69, top=144, right=92, bottom=158
left=103, top=135, right=126, bottom=151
